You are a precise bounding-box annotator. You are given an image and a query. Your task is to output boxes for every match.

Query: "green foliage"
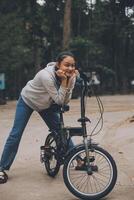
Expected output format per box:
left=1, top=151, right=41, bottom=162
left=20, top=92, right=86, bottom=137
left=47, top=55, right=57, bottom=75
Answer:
left=70, top=36, right=103, bottom=71
left=0, top=0, right=134, bottom=99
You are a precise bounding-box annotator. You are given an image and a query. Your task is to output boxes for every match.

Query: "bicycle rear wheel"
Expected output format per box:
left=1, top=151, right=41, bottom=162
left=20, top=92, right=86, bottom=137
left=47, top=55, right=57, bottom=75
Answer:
left=44, top=133, right=60, bottom=177
left=63, top=145, right=117, bottom=200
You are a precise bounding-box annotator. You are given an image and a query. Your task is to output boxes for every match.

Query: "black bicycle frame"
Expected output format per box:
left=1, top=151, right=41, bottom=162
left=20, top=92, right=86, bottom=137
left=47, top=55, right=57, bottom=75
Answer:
left=79, top=78, right=89, bottom=137
left=78, top=76, right=93, bottom=174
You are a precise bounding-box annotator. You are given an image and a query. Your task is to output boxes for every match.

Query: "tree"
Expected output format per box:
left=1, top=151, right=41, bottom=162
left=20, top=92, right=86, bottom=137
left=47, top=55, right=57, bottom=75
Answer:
left=63, top=0, right=72, bottom=50
left=0, top=0, right=134, bottom=99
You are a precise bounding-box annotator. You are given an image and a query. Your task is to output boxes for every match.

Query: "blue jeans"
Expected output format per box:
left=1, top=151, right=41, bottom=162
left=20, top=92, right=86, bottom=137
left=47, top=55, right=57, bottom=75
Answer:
left=0, top=96, right=74, bottom=171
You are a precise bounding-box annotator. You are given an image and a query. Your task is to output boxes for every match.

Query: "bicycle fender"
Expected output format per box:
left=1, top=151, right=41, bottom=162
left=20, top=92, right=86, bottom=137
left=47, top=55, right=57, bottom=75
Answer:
left=66, top=142, right=99, bottom=158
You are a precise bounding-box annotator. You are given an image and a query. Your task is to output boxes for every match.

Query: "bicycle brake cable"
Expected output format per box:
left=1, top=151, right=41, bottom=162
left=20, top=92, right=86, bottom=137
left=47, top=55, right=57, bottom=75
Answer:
left=87, top=85, right=104, bottom=137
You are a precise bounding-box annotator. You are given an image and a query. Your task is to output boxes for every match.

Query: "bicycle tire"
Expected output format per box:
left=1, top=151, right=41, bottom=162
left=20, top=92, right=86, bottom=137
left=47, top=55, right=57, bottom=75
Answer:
left=44, top=133, right=60, bottom=177
left=63, top=145, right=117, bottom=200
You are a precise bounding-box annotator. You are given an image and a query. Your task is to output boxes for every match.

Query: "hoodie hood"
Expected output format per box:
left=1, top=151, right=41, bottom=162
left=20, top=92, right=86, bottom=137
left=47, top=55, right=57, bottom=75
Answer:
left=44, top=61, right=60, bottom=85
left=44, top=62, right=56, bottom=77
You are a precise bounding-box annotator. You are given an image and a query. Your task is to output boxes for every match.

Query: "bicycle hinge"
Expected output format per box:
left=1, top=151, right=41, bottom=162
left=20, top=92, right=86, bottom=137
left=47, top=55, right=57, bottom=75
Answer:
left=77, top=117, right=91, bottom=123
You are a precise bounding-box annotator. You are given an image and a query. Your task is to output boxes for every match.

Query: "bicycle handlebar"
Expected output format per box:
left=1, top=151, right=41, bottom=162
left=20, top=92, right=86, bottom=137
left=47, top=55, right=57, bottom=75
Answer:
left=77, top=71, right=94, bottom=87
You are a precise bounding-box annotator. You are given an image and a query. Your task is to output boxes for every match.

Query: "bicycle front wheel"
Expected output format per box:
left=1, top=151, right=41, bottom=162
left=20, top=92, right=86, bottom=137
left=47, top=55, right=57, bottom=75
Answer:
left=63, top=145, right=117, bottom=200
left=44, top=133, right=60, bottom=177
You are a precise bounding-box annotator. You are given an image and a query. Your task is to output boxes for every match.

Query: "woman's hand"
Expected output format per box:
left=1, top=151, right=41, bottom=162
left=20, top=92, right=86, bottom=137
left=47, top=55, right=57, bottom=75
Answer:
left=56, top=69, right=67, bottom=80
left=67, top=70, right=79, bottom=88
left=68, top=69, right=79, bottom=78
left=56, top=69, right=79, bottom=88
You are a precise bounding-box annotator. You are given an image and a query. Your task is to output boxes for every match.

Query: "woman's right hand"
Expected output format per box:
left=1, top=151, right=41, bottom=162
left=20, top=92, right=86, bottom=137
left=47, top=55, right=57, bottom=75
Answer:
left=56, top=69, right=67, bottom=80
left=67, top=69, right=79, bottom=89
left=56, top=69, right=79, bottom=88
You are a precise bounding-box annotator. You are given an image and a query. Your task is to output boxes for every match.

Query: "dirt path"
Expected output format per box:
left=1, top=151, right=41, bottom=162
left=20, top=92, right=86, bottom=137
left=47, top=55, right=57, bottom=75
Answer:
left=0, top=95, right=134, bottom=200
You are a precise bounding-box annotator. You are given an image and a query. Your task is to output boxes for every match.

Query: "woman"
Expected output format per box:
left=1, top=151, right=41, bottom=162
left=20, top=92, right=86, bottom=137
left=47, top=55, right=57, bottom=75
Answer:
left=0, top=51, right=78, bottom=184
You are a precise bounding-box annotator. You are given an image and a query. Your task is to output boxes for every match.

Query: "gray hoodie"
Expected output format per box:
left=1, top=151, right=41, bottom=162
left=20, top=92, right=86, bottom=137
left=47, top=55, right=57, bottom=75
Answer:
left=21, top=62, right=76, bottom=111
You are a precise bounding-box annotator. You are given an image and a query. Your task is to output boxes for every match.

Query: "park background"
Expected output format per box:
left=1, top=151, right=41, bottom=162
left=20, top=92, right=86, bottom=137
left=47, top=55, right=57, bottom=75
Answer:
left=0, top=1, right=134, bottom=200
left=0, top=0, right=134, bottom=102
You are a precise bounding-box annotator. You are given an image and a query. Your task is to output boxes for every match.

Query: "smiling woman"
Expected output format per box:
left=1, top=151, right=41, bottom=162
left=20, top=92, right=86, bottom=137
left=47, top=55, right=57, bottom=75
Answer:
left=0, top=51, right=78, bottom=184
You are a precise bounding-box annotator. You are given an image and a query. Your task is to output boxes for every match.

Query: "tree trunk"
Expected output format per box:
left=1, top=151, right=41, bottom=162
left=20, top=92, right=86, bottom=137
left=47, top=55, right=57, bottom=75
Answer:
left=30, top=0, right=41, bottom=73
left=110, top=0, right=118, bottom=91
left=62, top=0, right=72, bottom=50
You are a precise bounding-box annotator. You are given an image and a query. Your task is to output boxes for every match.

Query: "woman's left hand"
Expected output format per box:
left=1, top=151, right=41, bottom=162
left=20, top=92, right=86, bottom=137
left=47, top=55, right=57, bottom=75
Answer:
left=67, top=70, right=79, bottom=88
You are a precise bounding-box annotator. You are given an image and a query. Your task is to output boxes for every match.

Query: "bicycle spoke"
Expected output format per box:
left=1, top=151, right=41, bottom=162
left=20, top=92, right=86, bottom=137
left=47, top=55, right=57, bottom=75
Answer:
left=44, top=134, right=60, bottom=177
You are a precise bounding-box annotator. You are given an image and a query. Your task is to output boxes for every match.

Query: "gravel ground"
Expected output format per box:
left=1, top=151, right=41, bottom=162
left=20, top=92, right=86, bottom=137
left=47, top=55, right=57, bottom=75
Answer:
left=0, top=94, right=134, bottom=200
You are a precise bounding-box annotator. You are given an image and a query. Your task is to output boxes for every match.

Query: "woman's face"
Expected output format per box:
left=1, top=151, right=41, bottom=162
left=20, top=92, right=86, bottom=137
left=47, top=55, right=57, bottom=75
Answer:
left=57, top=56, right=76, bottom=77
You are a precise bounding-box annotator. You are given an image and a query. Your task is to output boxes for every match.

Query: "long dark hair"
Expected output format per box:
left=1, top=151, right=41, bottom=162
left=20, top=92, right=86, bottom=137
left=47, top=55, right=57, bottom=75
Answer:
left=56, top=51, right=76, bottom=64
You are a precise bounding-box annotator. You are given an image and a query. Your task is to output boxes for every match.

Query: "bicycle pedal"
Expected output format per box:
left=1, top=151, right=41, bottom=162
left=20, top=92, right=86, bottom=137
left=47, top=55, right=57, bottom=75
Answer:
left=84, top=156, right=95, bottom=163
left=89, top=156, right=95, bottom=162
left=40, top=146, right=52, bottom=162
left=44, top=149, right=52, bottom=158
left=91, top=165, right=98, bottom=172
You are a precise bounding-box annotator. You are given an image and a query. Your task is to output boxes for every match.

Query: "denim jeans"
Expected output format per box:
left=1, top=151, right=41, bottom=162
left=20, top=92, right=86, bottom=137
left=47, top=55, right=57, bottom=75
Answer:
left=0, top=96, right=74, bottom=171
